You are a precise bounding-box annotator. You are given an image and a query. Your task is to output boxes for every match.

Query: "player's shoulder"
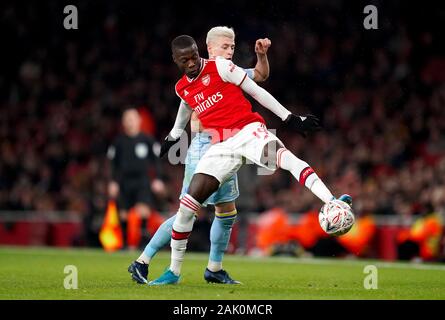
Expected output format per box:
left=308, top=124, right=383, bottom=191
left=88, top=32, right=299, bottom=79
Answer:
left=215, top=56, right=238, bottom=70
left=214, top=56, right=230, bottom=66
left=175, top=76, right=189, bottom=98
left=214, top=57, right=241, bottom=79
left=175, top=75, right=187, bottom=90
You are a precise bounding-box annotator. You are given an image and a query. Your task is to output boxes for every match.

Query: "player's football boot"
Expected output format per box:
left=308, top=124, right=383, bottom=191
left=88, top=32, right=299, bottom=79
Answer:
left=338, top=194, right=352, bottom=207
left=148, top=268, right=180, bottom=285
left=127, top=261, right=148, bottom=284
left=204, top=268, right=242, bottom=284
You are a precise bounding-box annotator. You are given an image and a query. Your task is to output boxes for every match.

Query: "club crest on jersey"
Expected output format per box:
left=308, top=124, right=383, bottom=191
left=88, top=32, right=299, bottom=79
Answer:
left=202, top=74, right=210, bottom=86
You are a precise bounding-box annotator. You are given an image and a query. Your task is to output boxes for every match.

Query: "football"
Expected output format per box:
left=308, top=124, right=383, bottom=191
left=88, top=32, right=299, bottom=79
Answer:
left=319, top=199, right=355, bottom=236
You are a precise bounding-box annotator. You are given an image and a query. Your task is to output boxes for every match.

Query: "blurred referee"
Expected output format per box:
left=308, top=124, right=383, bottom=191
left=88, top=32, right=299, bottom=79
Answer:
left=107, top=107, right=166, bottom=249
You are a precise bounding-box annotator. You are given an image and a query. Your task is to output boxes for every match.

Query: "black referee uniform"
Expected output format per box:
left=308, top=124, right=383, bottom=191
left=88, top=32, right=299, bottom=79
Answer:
left=107, top=133, right=162, bottom=211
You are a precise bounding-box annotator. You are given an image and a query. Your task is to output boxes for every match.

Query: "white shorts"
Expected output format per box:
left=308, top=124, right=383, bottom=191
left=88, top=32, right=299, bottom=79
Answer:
left=194, top=122, right=284, bottom=183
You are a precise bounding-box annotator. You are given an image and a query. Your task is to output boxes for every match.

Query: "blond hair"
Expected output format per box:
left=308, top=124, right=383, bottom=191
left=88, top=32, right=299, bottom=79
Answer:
left=206, top=26, right=235, bottom=45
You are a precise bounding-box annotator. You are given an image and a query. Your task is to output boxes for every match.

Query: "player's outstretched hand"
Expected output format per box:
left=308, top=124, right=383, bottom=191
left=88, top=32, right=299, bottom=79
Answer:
left=284, top=113, right=321, bottom=138
left=159, top=135, right=180, bottom=158
left=255, top=38, right=271, bottom=55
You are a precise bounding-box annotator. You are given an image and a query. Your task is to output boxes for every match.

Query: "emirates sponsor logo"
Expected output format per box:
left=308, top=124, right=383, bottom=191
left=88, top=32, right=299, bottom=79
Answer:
left=202, top=74, right=210, bottom=86
left=194, top=92, right=223, bottom=114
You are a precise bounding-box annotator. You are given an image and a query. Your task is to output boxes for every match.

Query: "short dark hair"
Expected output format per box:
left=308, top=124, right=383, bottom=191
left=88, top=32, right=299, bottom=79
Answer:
left=171, top=35, right=196, bottom=52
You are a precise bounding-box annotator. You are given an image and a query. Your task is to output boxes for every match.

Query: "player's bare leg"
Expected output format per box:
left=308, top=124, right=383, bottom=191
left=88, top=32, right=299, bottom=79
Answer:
left=186, top=173, right=221, bottom=203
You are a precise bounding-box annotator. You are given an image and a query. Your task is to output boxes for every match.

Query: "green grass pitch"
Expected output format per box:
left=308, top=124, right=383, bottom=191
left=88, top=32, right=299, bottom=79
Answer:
left=1, top=246, right=444, bottom=300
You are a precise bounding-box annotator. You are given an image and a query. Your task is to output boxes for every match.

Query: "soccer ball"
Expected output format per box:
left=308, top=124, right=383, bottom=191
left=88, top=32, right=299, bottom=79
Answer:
left=319, top=199, right=355, bottom=236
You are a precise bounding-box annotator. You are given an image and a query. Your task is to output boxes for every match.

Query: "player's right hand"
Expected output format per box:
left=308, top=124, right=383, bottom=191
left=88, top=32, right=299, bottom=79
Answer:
left=159, top=135, right=180, bottom=158
left=255, top=38, right=271, bottom=55
left=284, top=113, right=321, bottom=138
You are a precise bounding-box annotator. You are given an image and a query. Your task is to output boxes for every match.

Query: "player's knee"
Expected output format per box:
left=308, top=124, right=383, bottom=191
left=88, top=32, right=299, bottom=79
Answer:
left=215, top=202, right=236, bottom=213
left=188, top=173, right=220, bottom=203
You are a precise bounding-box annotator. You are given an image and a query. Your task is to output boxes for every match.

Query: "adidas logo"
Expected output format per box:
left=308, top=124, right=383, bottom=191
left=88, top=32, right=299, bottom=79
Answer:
left=184, top=90, right=189, bottom=96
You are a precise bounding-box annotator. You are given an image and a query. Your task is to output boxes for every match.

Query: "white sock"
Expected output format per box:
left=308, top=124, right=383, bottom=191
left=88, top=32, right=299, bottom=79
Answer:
left=170, top=238, right=188, bottom=275
left=170, top=194, right=200, bottom=276
left=136, top=252, right=151, bottom=265
left=207, top=260, right=223, bottom=272
left=277, top=148, right=333, bottom=203
left=309, top=179, right=334, bottom=204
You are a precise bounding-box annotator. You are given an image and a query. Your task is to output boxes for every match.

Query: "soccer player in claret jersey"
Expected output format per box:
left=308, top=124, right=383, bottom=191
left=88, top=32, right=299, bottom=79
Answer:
left=149, top=35, right=351, bottom=285
left=128, top=27, right=271, bottom=285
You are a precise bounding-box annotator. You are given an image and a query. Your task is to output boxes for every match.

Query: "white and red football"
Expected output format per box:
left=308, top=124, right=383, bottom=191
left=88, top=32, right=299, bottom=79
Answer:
left=319, top=199, right=355, bottom=236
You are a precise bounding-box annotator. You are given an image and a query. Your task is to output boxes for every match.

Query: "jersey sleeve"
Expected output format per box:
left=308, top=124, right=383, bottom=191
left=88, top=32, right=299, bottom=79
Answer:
left=169, top=100, right=193, bottom=139
left=174, top=85, right=185, bottom=102
left=174, top=83, right=189, bottom=115
left=215, top=57, right=248, bottom=86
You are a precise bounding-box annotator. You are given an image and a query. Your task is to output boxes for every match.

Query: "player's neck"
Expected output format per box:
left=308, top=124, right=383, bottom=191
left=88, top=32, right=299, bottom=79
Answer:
left=185, top=58, right=205, bottom=81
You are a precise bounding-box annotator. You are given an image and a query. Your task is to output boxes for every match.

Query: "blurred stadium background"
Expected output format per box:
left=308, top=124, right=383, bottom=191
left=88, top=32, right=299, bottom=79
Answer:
left=1, top=0, right=445, bottom=263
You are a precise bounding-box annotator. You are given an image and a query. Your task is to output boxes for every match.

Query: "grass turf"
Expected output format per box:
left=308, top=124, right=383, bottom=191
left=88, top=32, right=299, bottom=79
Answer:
left=1, top=246, right=444, bottom=300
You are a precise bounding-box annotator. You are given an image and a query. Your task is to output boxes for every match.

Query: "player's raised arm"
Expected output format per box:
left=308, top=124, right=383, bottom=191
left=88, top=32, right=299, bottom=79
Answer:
left=160, top=100, right=193, bottom=158
left=215, top=57, right=321, bottom=137
left=252, top=38, right=271, bottom=82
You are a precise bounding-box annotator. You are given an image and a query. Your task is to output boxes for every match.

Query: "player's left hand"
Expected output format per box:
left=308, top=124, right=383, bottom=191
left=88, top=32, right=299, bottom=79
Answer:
left=255, top=38, right=271, bottom=55
left=159, top=135, right=180, bottom=158
left=284, top=113, right=321, bottom=138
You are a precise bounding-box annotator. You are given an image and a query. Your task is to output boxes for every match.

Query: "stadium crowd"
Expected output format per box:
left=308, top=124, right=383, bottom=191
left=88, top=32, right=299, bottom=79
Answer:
left=1, top=1, right=444, bottom=253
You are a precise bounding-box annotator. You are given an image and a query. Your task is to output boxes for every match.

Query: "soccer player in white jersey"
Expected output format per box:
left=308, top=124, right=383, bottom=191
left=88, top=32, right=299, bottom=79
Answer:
left=147, top=35, right=352, bottom=285
left=128, top=27, right=272, bottom=284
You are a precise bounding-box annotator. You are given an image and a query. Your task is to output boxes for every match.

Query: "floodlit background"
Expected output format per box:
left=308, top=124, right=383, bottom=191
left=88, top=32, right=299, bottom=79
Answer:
left=1, top=0, right=444, bottom=262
